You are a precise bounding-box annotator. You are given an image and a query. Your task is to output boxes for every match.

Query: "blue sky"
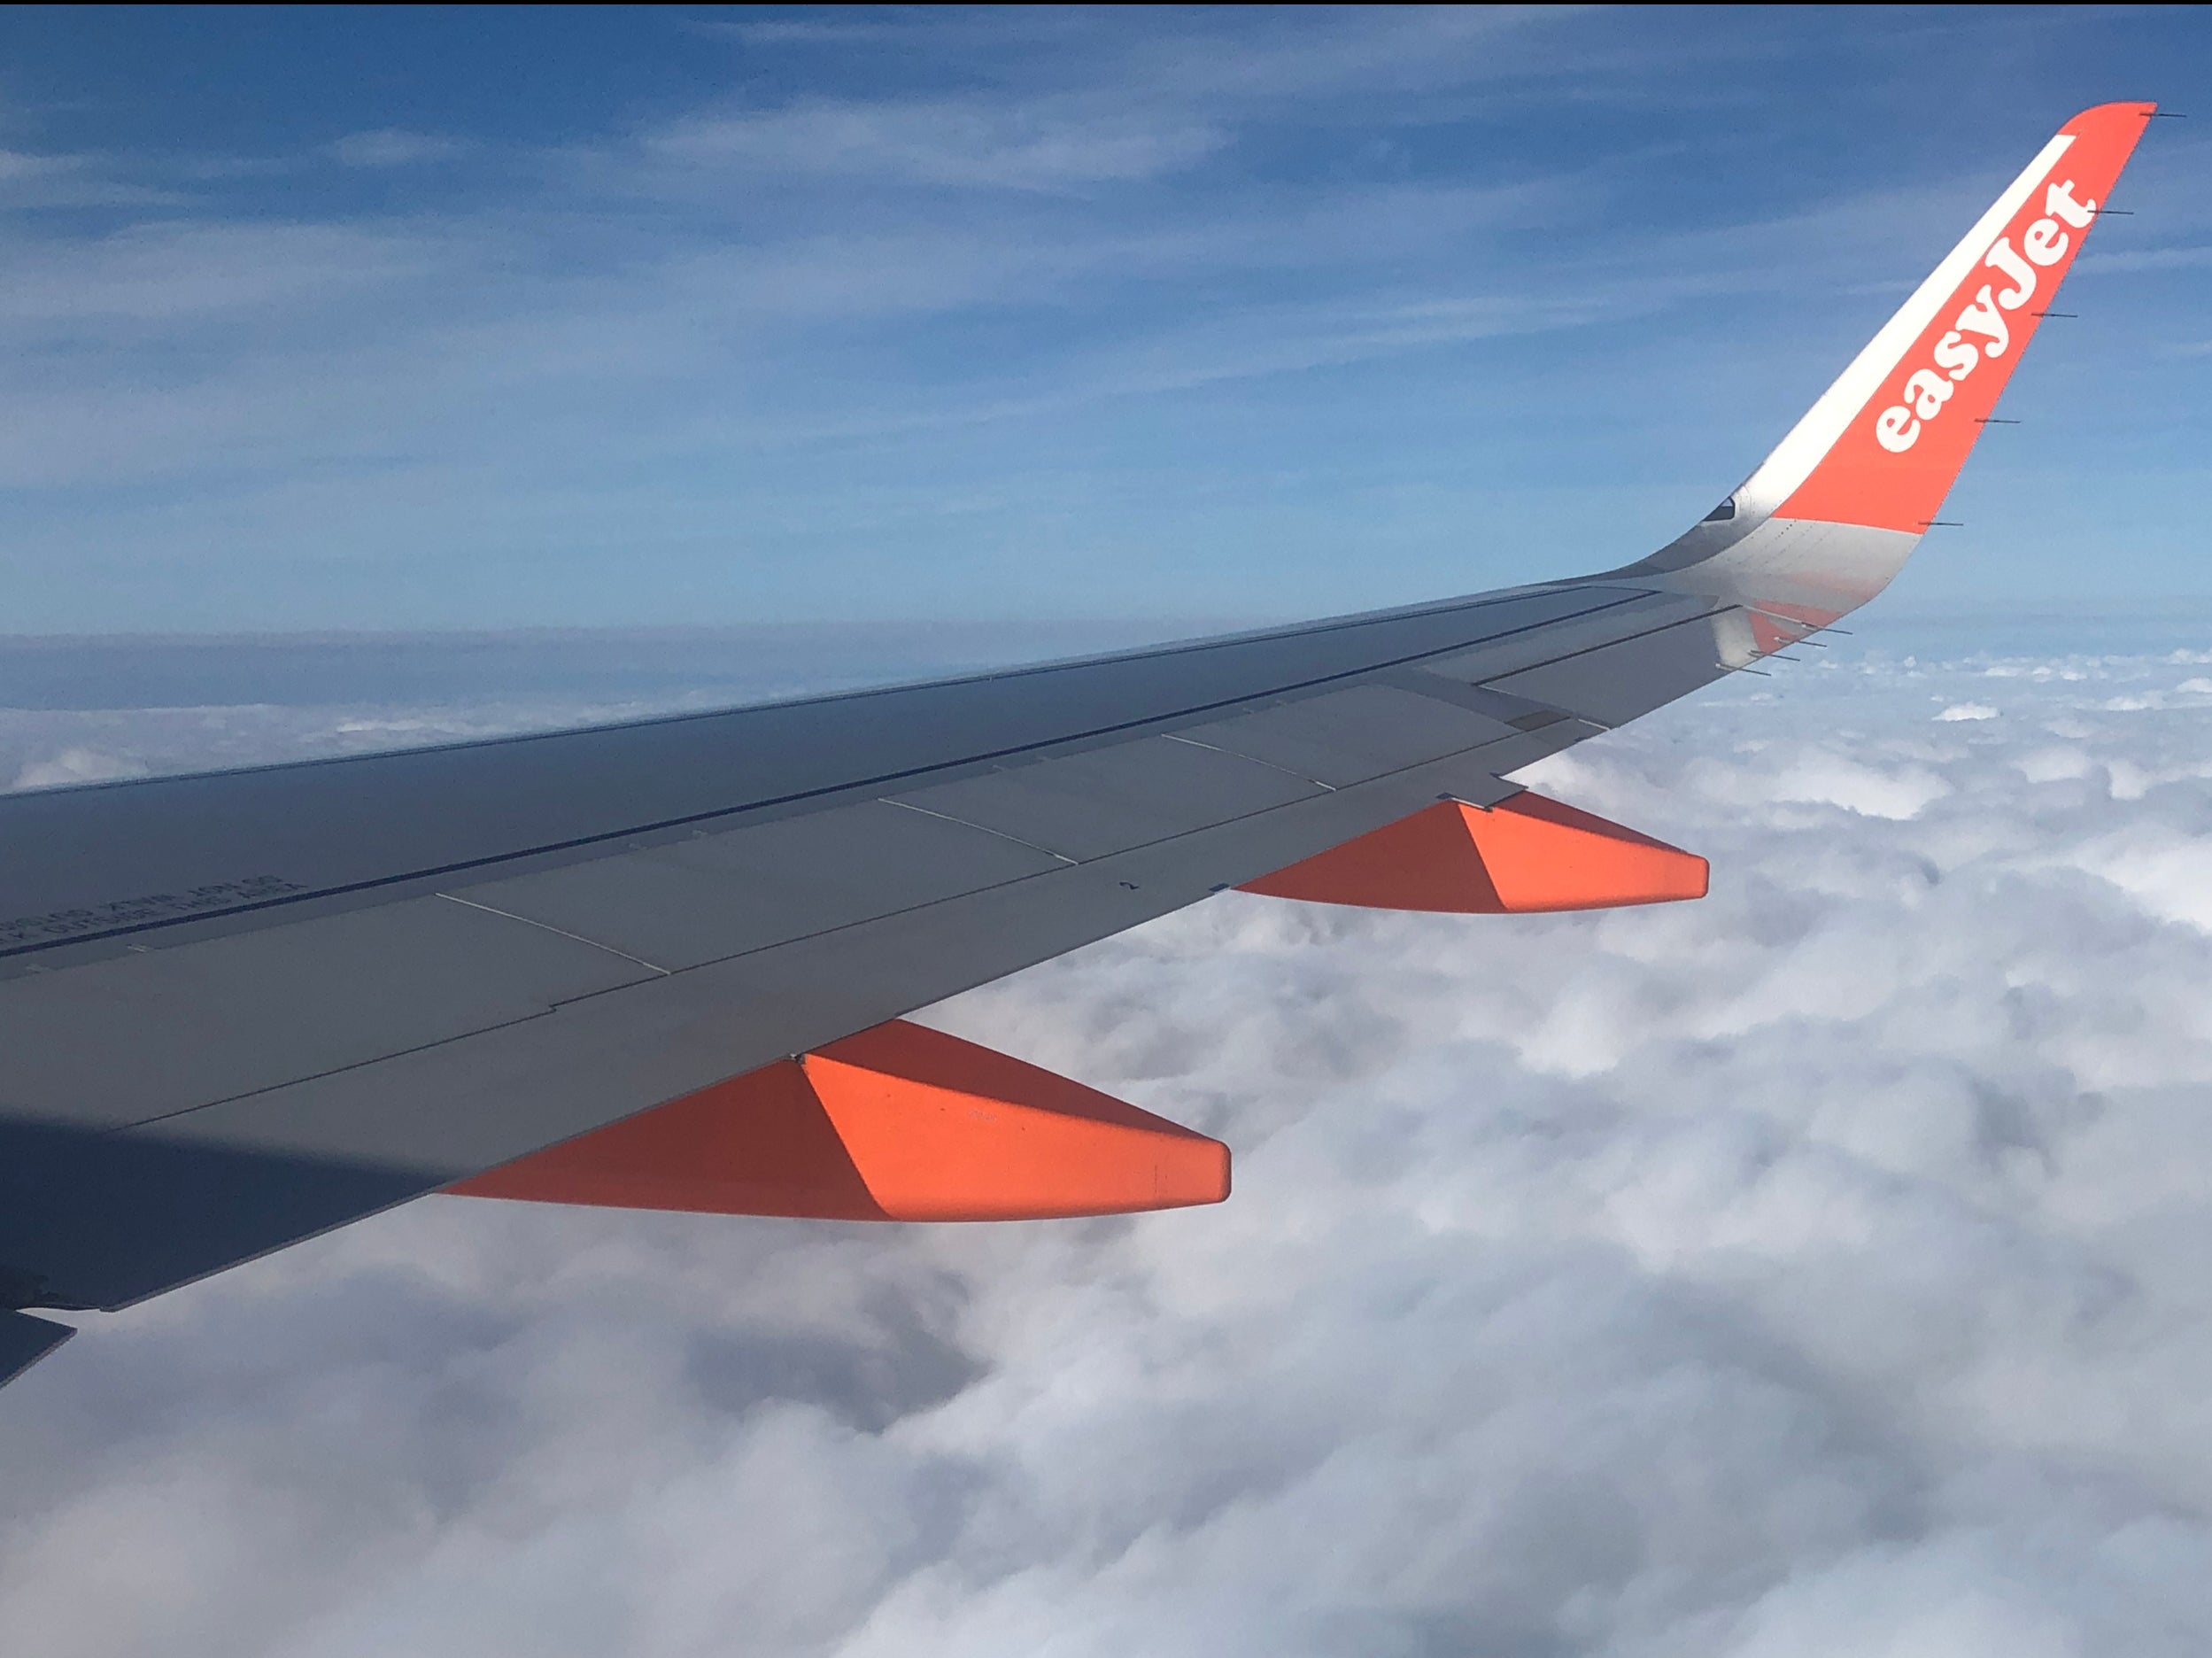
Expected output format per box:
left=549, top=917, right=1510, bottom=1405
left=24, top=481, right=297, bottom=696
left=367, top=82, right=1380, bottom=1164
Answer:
left=0, top=5, right=2205, bottom=634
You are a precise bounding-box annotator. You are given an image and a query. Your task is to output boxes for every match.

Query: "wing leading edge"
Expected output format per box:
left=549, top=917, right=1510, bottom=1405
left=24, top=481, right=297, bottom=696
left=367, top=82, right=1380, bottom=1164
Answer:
left=0, top=104, right=2157, bottom=1383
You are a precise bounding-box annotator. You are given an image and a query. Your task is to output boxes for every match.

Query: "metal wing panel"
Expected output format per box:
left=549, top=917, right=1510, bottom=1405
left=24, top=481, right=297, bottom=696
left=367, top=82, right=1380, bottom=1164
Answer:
left=1168, top=685, right=1519, bottom=786
left=0, top=896, right=655, bottom=1132
left=1407, top=591, right=1716, bottom=684
left=445, top=800, right=1067, bottom=974
left=884, top=736, right=1327, bottom=862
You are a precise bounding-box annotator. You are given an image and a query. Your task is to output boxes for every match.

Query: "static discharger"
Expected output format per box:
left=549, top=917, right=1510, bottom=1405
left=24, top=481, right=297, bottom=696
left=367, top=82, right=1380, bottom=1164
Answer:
left=1237, top=793, right=1709, bottom=914
left=448, top=1019, right=1230, bottom=1220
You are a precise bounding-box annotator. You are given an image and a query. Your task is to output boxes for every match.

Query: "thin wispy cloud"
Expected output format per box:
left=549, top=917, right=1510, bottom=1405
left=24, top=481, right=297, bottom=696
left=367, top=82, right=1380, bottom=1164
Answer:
left=649, top=99, right=1228, bottom=191
left=325, top=128, right=468, bottom=169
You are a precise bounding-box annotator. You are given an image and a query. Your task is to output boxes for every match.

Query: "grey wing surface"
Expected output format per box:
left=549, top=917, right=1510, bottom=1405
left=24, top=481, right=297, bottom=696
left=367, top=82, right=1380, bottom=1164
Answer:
left=0, top=577, right=1730, bottom=1312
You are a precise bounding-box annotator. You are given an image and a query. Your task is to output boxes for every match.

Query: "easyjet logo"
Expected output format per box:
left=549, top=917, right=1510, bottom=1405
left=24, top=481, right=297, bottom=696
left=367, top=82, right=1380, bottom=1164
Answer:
left=1874, top=177, right=2100, bottom=453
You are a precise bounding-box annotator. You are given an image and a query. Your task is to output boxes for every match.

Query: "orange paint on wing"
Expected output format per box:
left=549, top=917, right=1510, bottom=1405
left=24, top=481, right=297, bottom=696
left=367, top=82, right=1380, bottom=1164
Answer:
left=1778, top=101, right=2156, bottom=533
left=1238, top=794, right=1707, bottom=914
left=448, top=1020, right=1230, bottom=1221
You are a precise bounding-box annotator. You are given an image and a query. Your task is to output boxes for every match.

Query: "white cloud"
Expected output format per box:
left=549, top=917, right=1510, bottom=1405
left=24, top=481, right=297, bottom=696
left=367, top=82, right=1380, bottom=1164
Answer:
left=327, top=130, right=465, bottom=169
left=6, top=631, right=2212, bottom=1653
left=10, top=746, right=147, bottom=790
left=651, top=98, right=1226, bottom=192
left=2073, top=826, right=2212, bottom=935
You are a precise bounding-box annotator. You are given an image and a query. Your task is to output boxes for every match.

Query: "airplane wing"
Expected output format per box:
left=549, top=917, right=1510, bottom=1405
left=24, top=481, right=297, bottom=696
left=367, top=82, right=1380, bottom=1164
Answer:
left=0, top=103, right=2158, bottom=1386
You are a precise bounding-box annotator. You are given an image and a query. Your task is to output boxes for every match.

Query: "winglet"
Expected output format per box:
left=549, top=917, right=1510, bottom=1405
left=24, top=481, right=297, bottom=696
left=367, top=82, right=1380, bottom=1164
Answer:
left=1738, top=102, right=2157, bottom=534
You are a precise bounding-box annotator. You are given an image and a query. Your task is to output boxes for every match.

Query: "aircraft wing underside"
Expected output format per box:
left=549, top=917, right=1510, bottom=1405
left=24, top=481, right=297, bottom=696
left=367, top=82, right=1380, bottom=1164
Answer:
left=0, top=102, right=2159, bottom=1385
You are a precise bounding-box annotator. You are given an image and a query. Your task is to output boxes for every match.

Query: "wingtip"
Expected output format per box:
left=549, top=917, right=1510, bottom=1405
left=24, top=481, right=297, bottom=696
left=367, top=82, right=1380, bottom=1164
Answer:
left=2063, top=100, right=2160, bottom=133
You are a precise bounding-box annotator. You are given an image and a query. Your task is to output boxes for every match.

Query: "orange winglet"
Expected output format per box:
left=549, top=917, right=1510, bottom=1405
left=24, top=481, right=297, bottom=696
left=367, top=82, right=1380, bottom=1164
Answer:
left=446, top=1019, right=1229, bottom=1221
left=1237, top=794, right=1707, bottom=913
left=1773, top=101, right=2156, bottom=535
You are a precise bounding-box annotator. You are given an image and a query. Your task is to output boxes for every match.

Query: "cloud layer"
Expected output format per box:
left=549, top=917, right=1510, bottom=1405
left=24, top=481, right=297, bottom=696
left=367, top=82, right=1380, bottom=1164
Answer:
left=7, top=618, right=2212, bottom=1654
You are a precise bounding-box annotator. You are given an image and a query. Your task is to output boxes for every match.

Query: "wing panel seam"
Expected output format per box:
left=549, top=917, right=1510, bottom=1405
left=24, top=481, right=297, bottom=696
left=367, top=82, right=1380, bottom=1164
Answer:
left=433, top=892, right=674, bottom=977
left=874, top=797, right=1081, bottom=865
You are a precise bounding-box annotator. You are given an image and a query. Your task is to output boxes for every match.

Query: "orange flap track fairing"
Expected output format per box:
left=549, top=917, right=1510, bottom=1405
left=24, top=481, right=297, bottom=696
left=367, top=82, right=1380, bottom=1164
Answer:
left=448, top=1019, right=1230, bottom=1221
left=1238, top=793, right=1708, bottom=913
